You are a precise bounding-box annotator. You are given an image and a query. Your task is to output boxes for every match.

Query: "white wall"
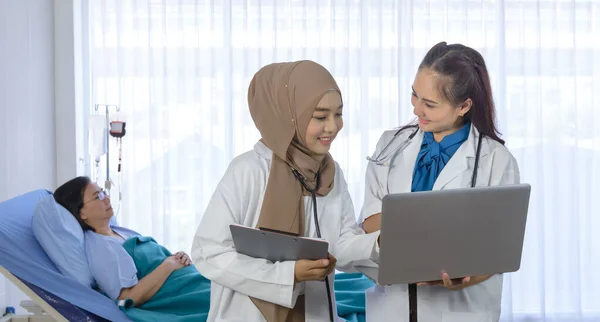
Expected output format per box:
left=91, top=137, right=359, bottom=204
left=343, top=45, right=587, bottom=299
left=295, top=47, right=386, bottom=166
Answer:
left=0, top=0, right=56, bottom=314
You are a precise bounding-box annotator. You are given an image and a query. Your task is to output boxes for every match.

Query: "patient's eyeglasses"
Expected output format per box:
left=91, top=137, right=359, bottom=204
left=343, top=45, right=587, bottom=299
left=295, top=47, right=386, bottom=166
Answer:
left=97, top=190, right=108, bottom=201
left=84, top=189, right=108, bottom=204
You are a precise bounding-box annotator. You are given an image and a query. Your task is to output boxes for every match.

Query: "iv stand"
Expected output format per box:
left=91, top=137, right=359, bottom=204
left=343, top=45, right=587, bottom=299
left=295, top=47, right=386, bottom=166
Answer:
left=93, top=104, right=120, bottom=192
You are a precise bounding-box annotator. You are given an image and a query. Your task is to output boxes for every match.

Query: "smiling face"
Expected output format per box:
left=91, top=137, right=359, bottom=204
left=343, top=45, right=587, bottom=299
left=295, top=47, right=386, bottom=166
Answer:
left=304, top=90, right=344, bottom=155
left=79, top=183, right=114, bottom=225
left=411, top=67, right=472, bottom=141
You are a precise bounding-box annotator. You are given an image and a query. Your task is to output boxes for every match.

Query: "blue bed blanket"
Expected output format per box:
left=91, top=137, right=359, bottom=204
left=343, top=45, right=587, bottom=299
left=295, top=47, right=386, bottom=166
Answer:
left=119, top=236, right=210, bottom=322
left=334, top=273, right=374, bottom=322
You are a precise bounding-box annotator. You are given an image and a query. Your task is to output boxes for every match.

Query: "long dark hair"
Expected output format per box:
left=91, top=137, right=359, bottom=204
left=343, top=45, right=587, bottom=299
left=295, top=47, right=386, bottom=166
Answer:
left=53, top=176, right=96, bottom=232
left=419, top=41, right=504, bottom=145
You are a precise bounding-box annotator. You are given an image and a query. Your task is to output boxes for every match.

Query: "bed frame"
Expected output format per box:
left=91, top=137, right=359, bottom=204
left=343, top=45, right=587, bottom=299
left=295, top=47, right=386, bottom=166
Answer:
left=0, top=266, right=67, bottom=322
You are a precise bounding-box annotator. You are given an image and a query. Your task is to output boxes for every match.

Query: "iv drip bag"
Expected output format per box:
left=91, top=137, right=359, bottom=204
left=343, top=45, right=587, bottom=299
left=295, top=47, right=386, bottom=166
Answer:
left=88, top=115, right=107, bottom=158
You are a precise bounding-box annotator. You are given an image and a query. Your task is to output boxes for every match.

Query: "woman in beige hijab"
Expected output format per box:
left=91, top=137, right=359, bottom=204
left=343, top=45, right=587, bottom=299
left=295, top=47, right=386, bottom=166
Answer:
left=192, top=60, right=381, bottom=322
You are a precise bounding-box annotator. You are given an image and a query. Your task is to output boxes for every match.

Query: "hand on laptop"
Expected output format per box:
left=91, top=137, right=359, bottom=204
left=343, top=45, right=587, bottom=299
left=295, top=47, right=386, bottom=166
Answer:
left=416, top=272, right=492, bottom=290
left=440, top=272, right=471, bottom=290
left=416, top=272, right=471, bottom=290
left=416, top=276, right=469, bottom=288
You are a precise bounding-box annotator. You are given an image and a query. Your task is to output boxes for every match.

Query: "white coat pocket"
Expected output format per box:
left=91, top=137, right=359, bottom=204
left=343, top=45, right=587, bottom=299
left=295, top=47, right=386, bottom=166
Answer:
left=365, top=285, right=406, bottom=322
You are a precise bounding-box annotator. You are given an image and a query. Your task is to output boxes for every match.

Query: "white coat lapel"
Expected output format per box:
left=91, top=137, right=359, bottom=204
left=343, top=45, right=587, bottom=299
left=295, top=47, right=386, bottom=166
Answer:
left=388, top=130, right=423, bottom=193
left=431, top=146, right=470, bottom=191
left=432, top=125, right=489, bottom=190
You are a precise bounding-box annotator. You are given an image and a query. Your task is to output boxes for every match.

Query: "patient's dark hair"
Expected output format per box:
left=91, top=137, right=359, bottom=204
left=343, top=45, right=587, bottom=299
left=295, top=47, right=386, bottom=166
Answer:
left=53, top=176, right=96, bottom=232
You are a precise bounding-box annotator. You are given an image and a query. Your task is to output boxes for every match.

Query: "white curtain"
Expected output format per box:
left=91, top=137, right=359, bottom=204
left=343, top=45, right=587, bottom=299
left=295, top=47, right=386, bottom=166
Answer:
left=88, top=1, right=600, bottom=320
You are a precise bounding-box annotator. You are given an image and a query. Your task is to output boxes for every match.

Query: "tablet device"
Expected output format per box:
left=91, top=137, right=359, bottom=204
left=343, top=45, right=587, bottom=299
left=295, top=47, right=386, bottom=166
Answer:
left=356, top=183, right=531, bottom=285
left=230, top=224, right=329, bottom=262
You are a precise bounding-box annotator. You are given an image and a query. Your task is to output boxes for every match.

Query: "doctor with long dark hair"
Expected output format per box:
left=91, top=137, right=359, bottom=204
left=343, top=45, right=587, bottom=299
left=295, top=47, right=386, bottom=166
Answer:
left=361, top=42, right=520, bottom=322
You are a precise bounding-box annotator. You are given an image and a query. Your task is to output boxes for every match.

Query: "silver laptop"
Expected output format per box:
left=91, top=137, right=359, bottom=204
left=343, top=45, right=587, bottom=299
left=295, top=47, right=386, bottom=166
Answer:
left=357, top=183, right=531, bottom=285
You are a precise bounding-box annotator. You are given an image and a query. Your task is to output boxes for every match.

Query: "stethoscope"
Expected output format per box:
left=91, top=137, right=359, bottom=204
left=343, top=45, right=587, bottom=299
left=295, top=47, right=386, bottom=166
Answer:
left=290, top=167, right=335, bottom=322
left=366, top=126, right=420, bottom=166
left=366, top=125, right=484, bottom=188
left=366, top=125, right=484, bottom=322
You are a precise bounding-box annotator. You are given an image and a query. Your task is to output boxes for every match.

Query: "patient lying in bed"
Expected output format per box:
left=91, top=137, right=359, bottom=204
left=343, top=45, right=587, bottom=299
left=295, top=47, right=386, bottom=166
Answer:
left=53, top=176, right=210, bottom=322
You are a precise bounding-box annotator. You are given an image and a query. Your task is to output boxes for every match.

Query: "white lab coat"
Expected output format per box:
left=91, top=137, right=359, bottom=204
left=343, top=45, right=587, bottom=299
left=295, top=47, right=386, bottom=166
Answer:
left=192, top=141, right=381, bottom=322
left=360, top=125, right=520, bottom=322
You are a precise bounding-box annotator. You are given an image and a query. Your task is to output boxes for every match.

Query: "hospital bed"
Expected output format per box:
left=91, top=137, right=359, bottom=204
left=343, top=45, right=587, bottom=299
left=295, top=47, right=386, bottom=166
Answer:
left=0, top=189, right=370, bottom=322
left=0, top=190, right=132, bottom=322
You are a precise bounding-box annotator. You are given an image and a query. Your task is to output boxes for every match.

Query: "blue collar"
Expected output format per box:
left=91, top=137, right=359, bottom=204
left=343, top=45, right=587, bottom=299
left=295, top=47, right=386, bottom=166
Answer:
left=411, top=122, right=471, bottom=192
